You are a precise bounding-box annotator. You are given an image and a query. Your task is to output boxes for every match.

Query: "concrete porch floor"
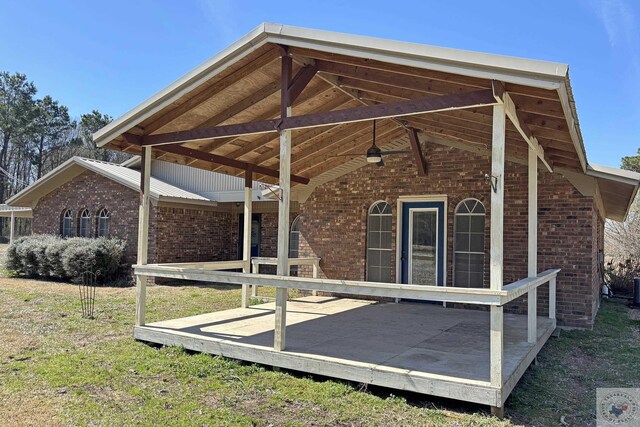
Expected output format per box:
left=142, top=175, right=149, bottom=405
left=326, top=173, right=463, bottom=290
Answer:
left=134, top=296, right=555, bottom=407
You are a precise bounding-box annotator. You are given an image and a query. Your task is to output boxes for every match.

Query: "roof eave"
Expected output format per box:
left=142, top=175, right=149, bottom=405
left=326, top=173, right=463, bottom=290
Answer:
left=94, top=23, right=572, bottom=149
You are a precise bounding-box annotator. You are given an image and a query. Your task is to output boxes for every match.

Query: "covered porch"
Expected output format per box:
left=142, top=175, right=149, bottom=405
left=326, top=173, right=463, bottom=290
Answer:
left=92, top=24, right=596, bottom=415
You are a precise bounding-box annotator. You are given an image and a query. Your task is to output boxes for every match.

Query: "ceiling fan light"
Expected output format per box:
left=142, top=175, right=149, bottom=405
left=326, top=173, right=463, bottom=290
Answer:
left=366, top=146, right=382, bottom=163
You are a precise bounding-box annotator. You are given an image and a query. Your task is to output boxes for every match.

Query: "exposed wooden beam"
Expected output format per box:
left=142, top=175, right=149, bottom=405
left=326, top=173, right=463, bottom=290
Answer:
left=492, top=81, right=553, bottom=173
left=280, top=89, right=495, bottom=130
left=139, top=89, right=496, bottom=147
left=143, top=120, right=278, bottom=146
left=408, top=128, right=427, bottom=176
left=155, top=144, right=310, bottom=185
left=288, top=64, right=318, bottom=104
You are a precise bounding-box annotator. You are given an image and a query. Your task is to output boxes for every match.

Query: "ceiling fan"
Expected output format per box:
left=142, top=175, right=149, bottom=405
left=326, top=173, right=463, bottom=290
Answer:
left=334, top=120, right=411, bottom=166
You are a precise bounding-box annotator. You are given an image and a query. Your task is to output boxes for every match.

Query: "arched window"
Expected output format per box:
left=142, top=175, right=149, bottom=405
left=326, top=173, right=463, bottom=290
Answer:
left=289, top=216, right=301, bottom=274
left=78, top=209, right=91, bottom=238
left=289, top=216, right=301, bottom=259
left=454, top=199, right=486, bottom=288
left=61, top=209, right=73, bottom=238
left=366, top=201, right=392, bottom=282
left=97, top=208, right=110, bottom=237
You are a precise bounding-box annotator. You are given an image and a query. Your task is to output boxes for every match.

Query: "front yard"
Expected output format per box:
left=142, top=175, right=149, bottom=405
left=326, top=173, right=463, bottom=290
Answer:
left=0, top=277, right=638, bottom=426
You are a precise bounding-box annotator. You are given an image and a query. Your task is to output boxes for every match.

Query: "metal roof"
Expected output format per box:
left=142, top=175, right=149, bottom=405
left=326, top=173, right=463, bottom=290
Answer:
left=0, top=204, right=32, bottom=218
left=7, top=157, right=214, bottom=207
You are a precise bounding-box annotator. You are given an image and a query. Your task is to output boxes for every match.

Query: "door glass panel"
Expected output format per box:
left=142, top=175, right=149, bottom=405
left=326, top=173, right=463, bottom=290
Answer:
left=410, top=210, right=437, bottom=285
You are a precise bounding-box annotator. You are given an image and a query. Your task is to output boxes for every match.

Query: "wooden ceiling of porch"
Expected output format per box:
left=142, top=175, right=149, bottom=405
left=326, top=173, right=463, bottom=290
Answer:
left=104, top=43, right=583, bottom=185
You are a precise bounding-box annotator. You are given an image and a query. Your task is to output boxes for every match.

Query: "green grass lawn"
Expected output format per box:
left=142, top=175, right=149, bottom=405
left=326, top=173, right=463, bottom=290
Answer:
left=0, top=277, right=638, bottom=427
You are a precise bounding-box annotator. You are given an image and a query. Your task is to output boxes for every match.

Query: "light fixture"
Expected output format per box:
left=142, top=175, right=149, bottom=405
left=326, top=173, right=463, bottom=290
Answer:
left=366, top=120, right=382, bottom=163
left=484, top=173, right=499, bottom=193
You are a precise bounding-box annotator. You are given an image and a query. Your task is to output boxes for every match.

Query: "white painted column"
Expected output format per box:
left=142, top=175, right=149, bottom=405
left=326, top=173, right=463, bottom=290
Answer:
left=490, top=103, right=505, bottom=393
left=527, top=147, right=538, bottom=343
left=549, top=276, right=556, bottom=325
left=490, top=104, right=505, bottom=291
left=9, top=211, right=15, bottom=245
left=135, top=146, right=152, bottom=327
left=274, top=126, right=292, bottom=351
left=241, top=181, right=253, bottom=308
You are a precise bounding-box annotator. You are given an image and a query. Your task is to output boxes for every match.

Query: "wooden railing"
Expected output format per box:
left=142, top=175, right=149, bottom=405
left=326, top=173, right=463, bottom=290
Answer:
left=251, top=257, right=321, bottom=297
left=134, top=264, right=559, bottom=309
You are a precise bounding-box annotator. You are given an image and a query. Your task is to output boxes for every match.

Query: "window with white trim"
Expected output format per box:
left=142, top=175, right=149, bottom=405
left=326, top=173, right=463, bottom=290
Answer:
left=61, top=209, right=73, bottom=238
left=97, top=208, right=110, bottom=237
left=366, top=201, right=392, bottom=282
left=78, top=209, right=91, bottom=238
left=454, top=199, right=485, bottom=288
left=289, top=216, right=301, bottom=274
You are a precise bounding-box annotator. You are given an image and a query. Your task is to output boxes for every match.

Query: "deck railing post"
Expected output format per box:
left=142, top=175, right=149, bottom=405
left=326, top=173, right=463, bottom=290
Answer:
left=490, top=305, right=504, bottom=388
left=241, top=170, right=253, bottom=308
left=549, top=276, right=556, bottom=325
left=9, top=210, right=15, bottom=245
left=311, top=260, right=318, bottom=296
left=135, top=146, right=152, bottom=327
left=527, top=147, right=538, bottom=343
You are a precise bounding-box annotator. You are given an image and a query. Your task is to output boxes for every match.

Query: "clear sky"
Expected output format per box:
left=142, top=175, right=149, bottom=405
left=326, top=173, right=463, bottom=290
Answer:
left=0, top=0, right=638, bottom=168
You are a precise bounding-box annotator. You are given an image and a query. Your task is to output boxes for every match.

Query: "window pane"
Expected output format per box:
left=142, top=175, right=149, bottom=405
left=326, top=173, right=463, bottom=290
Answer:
left=470, top=272, right=484, bottom=287
left=369, top=215, right=381, bottom=231
left=380, top=250, right=391, bottom=268
left=381, top=215, right=392, bottom=230
left=368, top=231, right=380, bottom=249
left=469, top=254, right=484, bottom=272
left=457, top=216, right=470, bottom=232
left=454, top=232, right=470, bottom=252
left=380, top=231, right=392, bottom=249
left=470, top=216, right=484, bottom=233
left=469, top=233, right=484, bottom=252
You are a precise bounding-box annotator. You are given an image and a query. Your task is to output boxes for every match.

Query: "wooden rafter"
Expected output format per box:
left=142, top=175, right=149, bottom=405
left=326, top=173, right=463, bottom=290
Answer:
left=408, top=128, right=427, bottom=176
left=140, top=89, right=497, bottom=147
left=143, top=47, right=280, bottom=134
left=492, top=80, right=553, bottom=172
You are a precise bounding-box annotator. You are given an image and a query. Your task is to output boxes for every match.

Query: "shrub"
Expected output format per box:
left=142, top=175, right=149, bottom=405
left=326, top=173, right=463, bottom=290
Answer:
left=605, top=257, right=640, bottom=294
left=5, top=235, right=127, bottom=283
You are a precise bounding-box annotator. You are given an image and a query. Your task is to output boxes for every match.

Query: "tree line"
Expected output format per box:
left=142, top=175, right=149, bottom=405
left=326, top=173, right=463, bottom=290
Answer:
left=0, top=71, right=130, bottom=204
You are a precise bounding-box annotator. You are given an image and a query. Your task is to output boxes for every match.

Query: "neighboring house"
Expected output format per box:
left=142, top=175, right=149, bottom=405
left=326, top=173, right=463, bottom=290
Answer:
left=92, top=24, right=640, bottom=414
left=6, top=156, right=290, bottom=264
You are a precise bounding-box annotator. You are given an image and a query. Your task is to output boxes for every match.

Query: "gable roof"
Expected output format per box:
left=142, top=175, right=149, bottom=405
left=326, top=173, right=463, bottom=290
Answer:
left=91, top=23, right=639, bottom=221
left=6, top=157, right=213, bottom=207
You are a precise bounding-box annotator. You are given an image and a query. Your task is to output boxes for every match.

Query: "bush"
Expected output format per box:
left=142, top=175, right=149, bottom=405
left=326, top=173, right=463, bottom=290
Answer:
left=5, top=235, right=127, bottom=283
left=605, top=258, right=640, bottom=294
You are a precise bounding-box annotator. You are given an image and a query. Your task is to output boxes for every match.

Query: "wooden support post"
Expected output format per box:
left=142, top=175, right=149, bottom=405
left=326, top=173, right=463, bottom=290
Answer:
left=527, top=147, right=538, bottom=343
left=549, top=276, right=556, bottom=322
left=9, top=211, right=15, bottom=245
left=251, top=260, right=258, bottom=297
left=490, top=104, right=505, bottom=291
left=135, top=146, right=152, bottom=327
left=274, top=52, right=292, bottom=352
left=312, top=260, right=319, bottom=297
left=489, top=104, right=505, bottom=411
left=241, top=170, right=253, bottom=308
left=490, top=305, right=504, bottom=387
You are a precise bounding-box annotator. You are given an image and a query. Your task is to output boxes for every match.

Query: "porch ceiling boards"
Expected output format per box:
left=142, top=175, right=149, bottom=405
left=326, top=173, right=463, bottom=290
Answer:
left=100, top=39, right=584, bottom=187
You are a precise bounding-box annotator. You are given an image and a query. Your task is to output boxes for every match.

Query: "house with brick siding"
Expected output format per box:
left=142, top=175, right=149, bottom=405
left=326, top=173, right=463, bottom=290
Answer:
left=90, top=24, right=640, bottom=415
left=6, top=156, right=288, bottom=265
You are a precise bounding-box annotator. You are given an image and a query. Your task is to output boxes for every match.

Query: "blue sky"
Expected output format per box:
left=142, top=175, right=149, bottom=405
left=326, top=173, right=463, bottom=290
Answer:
left=0, top=0, right=638, bottom=168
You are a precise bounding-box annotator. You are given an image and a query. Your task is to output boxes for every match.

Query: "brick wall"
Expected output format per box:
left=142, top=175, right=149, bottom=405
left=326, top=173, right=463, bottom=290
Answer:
left=31, top=170, right=150, bottom=263
left=30, top=170, right=270, bottom=267
left=154, top=207, right=233, bottom=263
left=296, top=144, right=602, bottom=328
